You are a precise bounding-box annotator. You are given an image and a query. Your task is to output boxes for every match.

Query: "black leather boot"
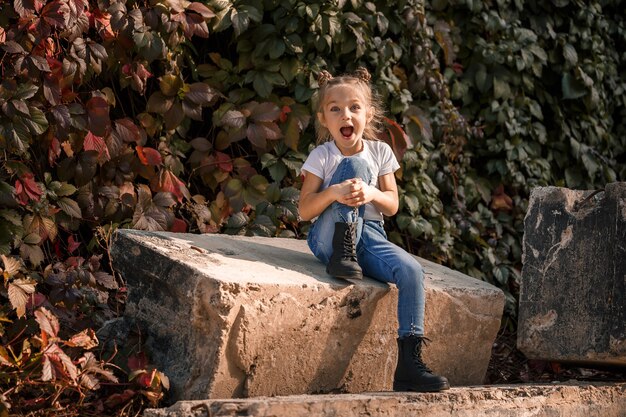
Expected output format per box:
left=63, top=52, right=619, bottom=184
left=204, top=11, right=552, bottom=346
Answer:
left=393, top=334, right=450, bottom=392
left=326, top=222, right=362, bottom=280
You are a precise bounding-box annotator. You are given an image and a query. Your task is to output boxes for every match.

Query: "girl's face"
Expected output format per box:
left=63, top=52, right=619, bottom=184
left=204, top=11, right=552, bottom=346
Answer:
left=318, top=85, right=372, bottom=156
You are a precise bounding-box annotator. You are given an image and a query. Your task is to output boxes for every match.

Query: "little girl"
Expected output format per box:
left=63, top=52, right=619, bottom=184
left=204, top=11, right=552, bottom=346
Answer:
left=298, top=68, right=449, bottom=392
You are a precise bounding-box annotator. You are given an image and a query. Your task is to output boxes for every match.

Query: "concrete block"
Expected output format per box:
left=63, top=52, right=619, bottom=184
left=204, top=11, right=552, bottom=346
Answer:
left=143, top=383, right=626, bottom=417
left=110, top=230, right=504, bottom=401
left=518, top=182, right=626, bottom=365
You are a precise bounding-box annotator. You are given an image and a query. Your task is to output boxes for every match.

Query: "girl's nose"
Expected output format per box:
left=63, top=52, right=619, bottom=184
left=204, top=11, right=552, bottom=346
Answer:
left=341, top=109, right=351, bottom=120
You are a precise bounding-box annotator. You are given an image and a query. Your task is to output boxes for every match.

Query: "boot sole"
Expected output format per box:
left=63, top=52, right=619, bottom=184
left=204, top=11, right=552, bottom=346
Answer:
left=326, top=267, right=363, bottom=280
left=392, top=381, right=450, bottom=392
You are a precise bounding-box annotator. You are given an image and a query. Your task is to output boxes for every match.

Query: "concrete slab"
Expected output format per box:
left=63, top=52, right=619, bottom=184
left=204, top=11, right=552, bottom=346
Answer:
left=518, top=183, right=626, bottom=365
left=110, top=230, right=504, bottom=401
left=144, top=383, right=626, bottom=417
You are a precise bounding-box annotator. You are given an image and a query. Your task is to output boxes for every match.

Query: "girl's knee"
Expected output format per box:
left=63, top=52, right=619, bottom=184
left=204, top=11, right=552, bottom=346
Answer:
left=396, top=260, right=424, bottom=288
left=338, top=156, right=368, bottom=171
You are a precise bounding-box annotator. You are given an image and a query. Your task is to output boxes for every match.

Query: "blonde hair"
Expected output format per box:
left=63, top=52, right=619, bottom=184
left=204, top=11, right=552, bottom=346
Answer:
left=313, top=67, right=385, bottom=144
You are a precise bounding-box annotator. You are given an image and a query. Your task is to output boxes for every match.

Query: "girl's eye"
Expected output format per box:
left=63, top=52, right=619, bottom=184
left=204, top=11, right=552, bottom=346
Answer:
left=330, top=106, right=340, bottom=112
left=351, top=104, right=361, bottom=111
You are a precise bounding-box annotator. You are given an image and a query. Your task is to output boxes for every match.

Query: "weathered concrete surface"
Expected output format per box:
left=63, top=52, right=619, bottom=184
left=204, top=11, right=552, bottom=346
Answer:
left=518, top=183, right=626, bottom=365
left=144, top=383, right=626, bottom=417
left=110, top=230, right=504, bottom=401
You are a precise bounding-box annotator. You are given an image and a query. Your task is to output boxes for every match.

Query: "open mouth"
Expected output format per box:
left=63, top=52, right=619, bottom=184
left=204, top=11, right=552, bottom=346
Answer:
left=340, top=126, right=354, bottom=138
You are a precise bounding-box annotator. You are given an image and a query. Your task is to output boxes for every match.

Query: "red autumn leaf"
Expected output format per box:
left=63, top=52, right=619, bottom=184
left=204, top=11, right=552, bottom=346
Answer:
left=13, top=0, right=45, bottom=17
left=83, top=131, right=111, bottom=163
left=187, top=2, right=216, bottom=18
left=169, top=217, right=187, bottom=233
left=379, top=117, right=412, bottom=162
left=137, top=146, right=162, bottom=166
left=67, top=235, right=80, bottom=253
left=137, top=369, right=156, bottom=388
left=128, top=352, right=148, bottom=371
left=105, top=389, right=137, bottom=408
left=113, top=118, right=142, bottom=144
left=15, top=173, right=43, bottom=205
left=92, top=8, right=115, bottom=40
left=41, top=0, right=70, bottom=28
left=25, top=292, right=47, bottom=312
left=153, top=169, right=189, bottom=203
left=215, top=151, right=233, bottom=172
left=48, top=135, right=61, bottom=165
left=279, top=105, right=291, bottom=123
left=86, top=96, right=111, bottom=137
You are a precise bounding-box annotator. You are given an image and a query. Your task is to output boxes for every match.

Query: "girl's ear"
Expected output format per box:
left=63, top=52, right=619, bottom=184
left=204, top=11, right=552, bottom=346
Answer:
left=317, top=112, right=326, bottom=127
left=367, top=106, right=374, bottom=123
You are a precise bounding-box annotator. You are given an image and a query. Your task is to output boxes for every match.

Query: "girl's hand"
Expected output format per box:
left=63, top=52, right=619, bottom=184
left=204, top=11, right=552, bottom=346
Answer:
left=335, top=178, right=374, bottom=207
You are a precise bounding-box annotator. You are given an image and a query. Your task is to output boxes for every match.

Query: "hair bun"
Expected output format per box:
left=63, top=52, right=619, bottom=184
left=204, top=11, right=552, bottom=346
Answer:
left=318, top=70, right=333, bottom=86
left=354, top=67, right=371, bottom=82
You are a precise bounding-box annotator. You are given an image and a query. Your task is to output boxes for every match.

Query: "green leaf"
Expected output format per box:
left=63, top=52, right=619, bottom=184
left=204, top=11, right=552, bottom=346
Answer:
left=404, top=194, right=420, bottom=215
left=253, top=72, right=273, bottom=97
left=226, top=212, right=248, bottom=230
left=563, top=43, right=578, bottom=66
left=561, top=73, right=587, bottom=99
left=23, top=107, right=49, bottom=135
left=58, top=197, right=82, bottom=218
left=493, top=77, right=511, bottom=100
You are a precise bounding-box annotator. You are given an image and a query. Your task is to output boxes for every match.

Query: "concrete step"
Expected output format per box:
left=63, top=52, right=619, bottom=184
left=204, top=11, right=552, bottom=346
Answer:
left=144, top=383, right=626, bottom=417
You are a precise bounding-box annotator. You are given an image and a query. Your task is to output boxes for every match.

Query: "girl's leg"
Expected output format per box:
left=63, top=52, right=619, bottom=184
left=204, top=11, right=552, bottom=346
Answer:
left=358, top=220, right=449, bottom=392
left=307, top=157, right=372, bottom=265
left=356, top=220, right=425, bottom=336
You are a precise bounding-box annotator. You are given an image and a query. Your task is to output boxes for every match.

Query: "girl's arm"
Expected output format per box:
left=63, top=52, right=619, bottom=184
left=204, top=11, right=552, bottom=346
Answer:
left=298, top=172, right=356, bottom=221
left=298, top=171, right=399, bottom=221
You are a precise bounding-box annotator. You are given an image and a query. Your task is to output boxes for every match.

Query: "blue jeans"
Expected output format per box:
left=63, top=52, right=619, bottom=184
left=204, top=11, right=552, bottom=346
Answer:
left=307, top=157, right=426, bottom=337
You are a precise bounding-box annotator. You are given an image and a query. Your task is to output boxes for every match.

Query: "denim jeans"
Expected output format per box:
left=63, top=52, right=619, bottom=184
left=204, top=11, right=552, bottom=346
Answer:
left=307, top=157, right=425, bottom=336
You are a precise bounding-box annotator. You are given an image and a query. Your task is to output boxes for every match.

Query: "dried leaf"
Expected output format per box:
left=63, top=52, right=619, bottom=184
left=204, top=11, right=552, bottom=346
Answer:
left=94, top=271, right=118, bottom=289
left=42, top=343, right=78, bottom=382
left=35, top=307, right=60, bottom=338
left=8, top=279, right=37, bottom=318
left=1, top=254, right=22, bottom=278
left=66, top=328, right=98, bottom=349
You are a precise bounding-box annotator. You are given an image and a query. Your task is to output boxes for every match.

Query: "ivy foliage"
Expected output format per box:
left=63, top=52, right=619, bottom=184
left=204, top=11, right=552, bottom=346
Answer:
left=0, top=0, right=624, bottom=413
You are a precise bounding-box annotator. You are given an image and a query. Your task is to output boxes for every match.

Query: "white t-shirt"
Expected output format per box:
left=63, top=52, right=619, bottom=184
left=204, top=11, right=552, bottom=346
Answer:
left=301, top=140, right=400, bottom=221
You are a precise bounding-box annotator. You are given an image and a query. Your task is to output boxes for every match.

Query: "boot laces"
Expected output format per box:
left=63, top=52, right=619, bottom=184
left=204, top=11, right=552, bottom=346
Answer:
left=411, top=336, right=433, bottom=373
left=342, top=224, right=358, bottom=261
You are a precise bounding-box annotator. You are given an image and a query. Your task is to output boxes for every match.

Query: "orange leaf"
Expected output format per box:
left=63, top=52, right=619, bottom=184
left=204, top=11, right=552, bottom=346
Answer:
left=490, top=185, right=513, bottom=211
left=137, top=146, right=162, bottom=166
left=154, top=170, right=189, bottom=203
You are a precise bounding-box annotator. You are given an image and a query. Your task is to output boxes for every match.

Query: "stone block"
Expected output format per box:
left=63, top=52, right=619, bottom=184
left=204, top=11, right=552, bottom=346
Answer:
left=110, top=230, right=504, bottom=401
left=518, top=182, right=626, bottom=365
